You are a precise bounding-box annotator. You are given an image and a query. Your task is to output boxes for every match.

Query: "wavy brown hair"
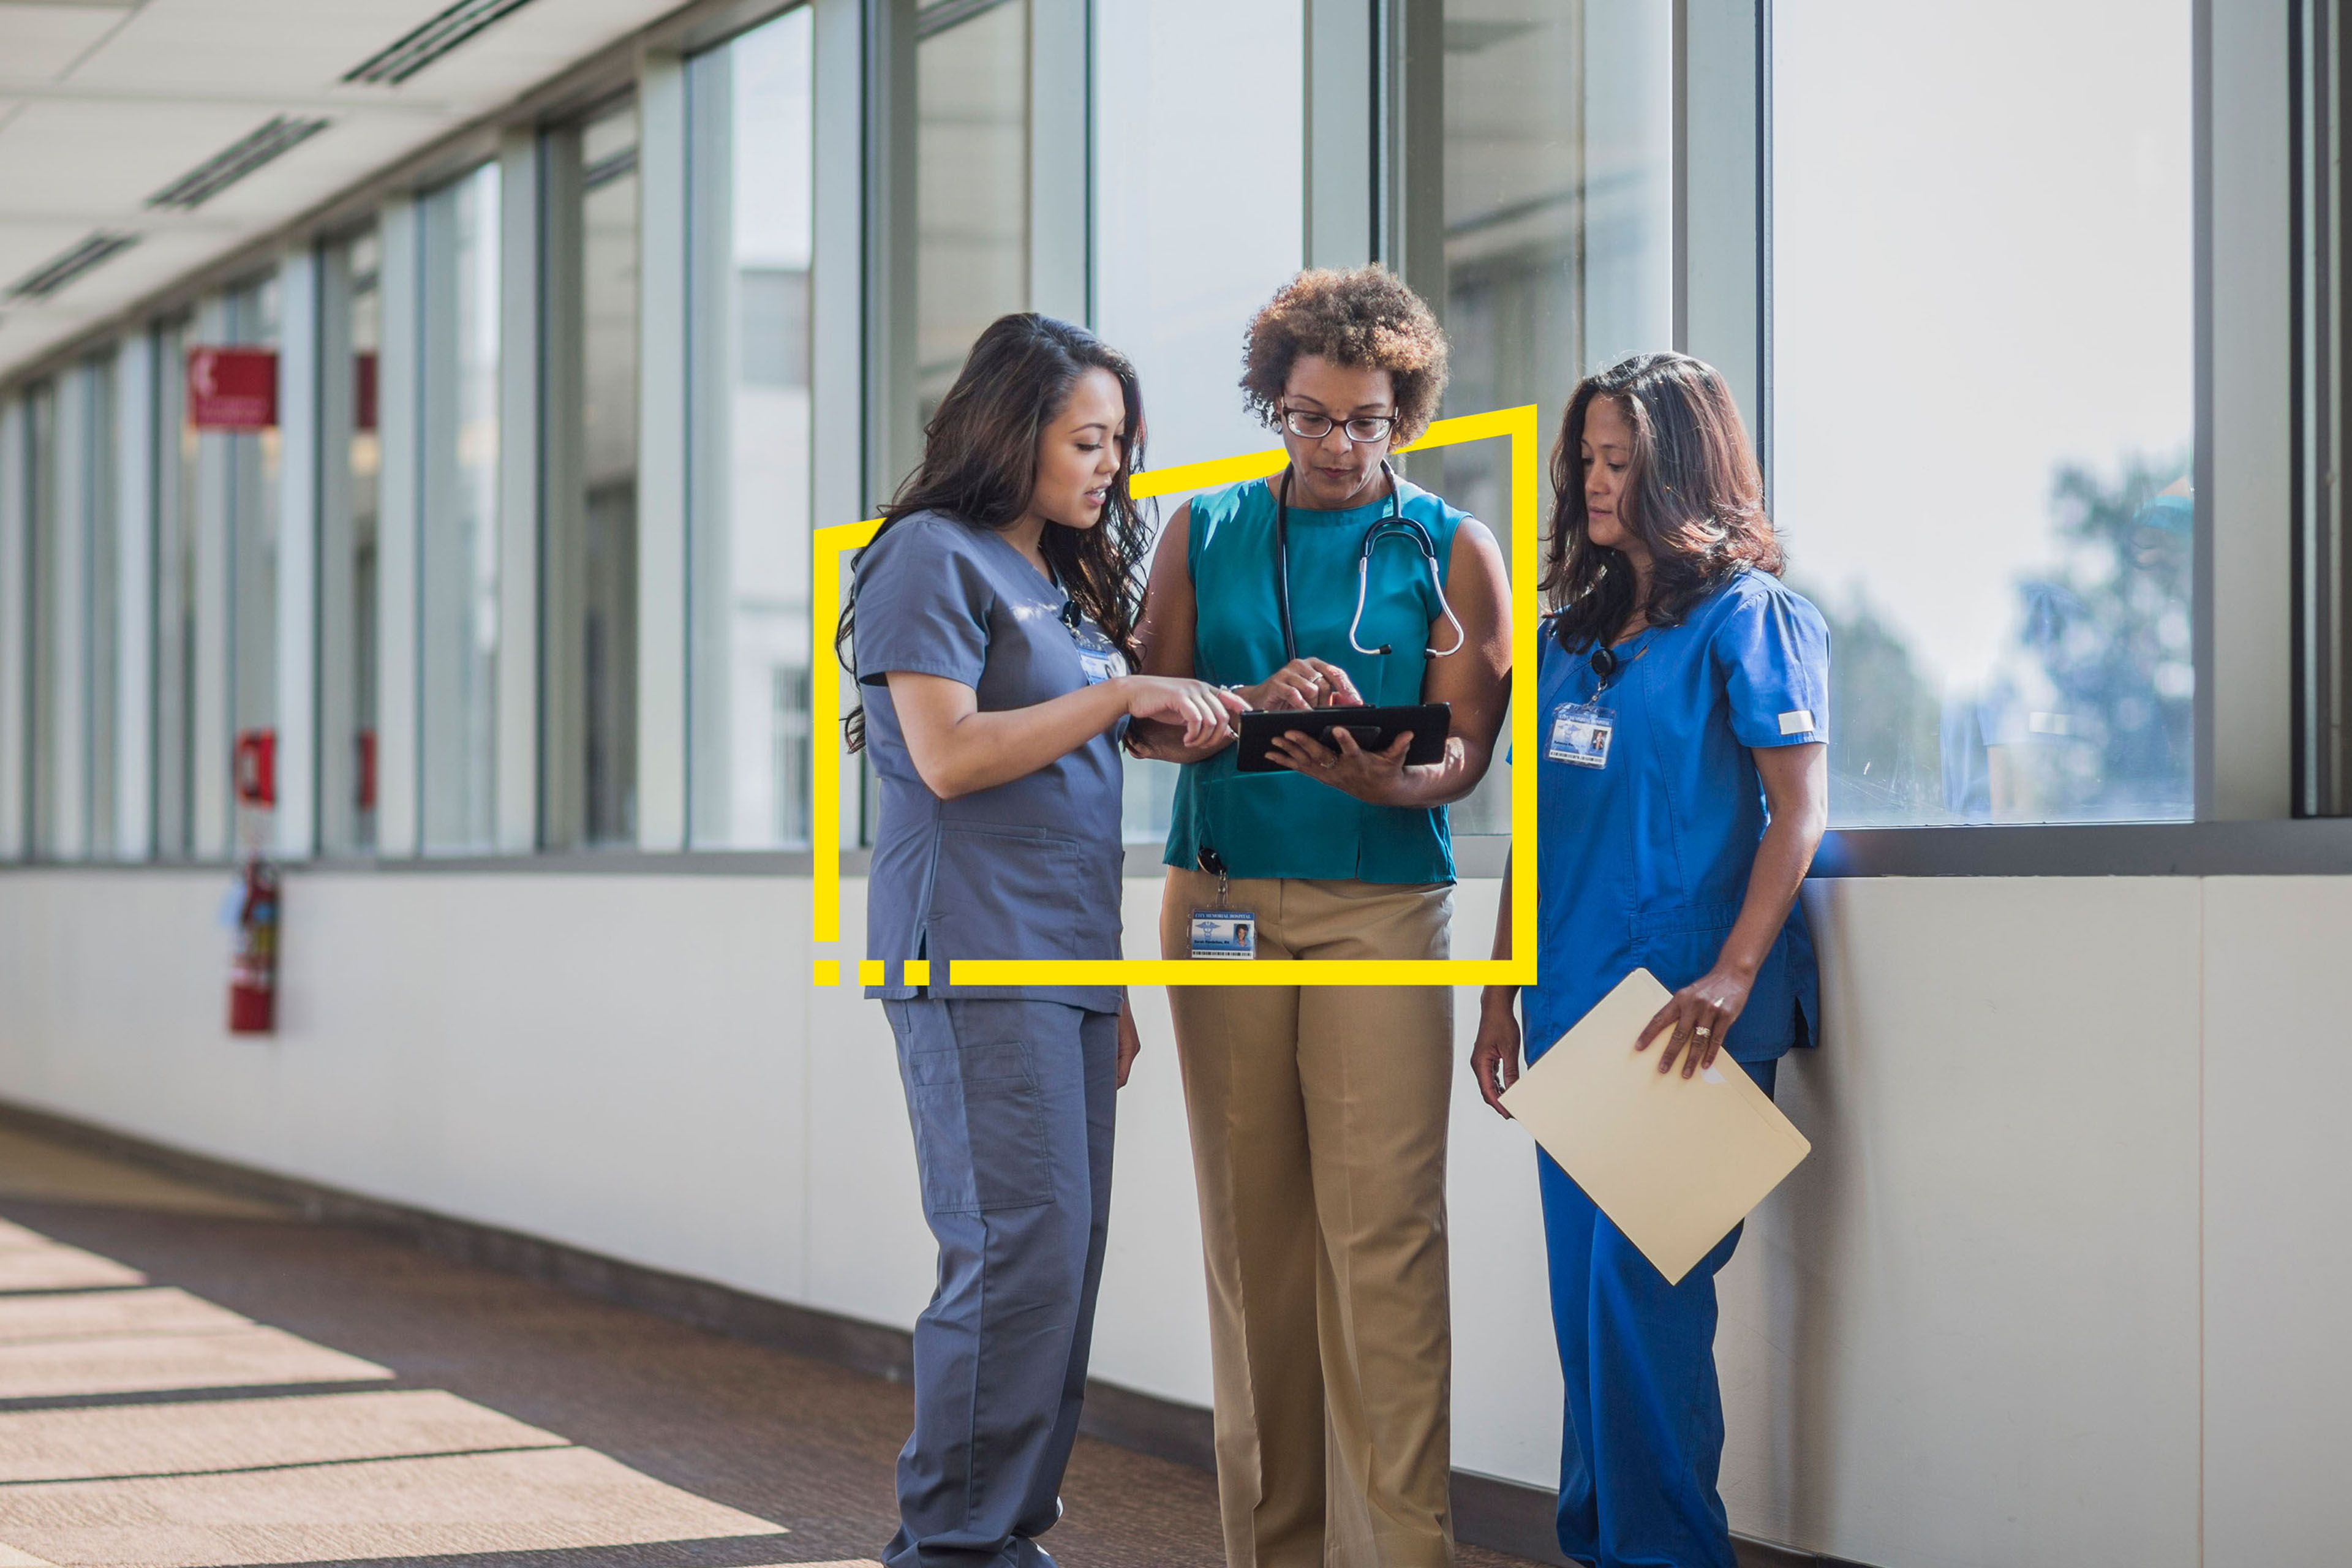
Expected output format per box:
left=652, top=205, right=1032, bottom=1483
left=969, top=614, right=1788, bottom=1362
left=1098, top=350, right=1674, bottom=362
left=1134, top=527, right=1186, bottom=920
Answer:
left=835, top=313, right=1150, bottom=753
left=1240, top=266, right=1449, bottom=444
left=1542, top=353, right=1782, bottom=652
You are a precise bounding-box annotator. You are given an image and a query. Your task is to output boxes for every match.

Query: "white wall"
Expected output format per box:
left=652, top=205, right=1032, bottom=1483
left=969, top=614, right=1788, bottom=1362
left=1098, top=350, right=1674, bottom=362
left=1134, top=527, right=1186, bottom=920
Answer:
left=0, top=867, right=2343, bottom=1568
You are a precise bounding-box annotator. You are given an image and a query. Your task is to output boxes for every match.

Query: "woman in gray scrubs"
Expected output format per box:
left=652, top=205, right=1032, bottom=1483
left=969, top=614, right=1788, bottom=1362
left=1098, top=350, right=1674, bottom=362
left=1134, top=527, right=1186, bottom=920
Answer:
left=840, top=312, right=1243, bottom=1568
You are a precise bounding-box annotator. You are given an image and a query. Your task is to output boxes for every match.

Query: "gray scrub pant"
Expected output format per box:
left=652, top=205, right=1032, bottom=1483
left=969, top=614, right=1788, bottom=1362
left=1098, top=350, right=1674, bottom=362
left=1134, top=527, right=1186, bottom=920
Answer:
left=881, top=997, right=1118, bottom=1568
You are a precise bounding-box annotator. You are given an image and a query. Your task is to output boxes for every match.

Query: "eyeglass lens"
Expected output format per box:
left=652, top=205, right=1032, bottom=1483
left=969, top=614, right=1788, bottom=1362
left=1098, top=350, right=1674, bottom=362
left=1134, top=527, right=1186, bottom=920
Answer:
left=1282, top=410, right=1392, bottom=443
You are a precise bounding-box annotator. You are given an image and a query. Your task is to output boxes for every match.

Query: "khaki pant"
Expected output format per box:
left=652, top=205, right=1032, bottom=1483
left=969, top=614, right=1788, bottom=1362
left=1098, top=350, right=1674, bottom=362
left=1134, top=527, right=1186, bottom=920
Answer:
left=1160, top=868, right=1456, bottom=1568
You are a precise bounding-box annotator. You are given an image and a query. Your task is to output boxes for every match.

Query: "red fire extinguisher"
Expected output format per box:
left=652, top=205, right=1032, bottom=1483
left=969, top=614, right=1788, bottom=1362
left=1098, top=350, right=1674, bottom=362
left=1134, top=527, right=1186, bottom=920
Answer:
left=227, top=856, right=278, bottom=1035
left=228, top=726, right=279, bottom=1036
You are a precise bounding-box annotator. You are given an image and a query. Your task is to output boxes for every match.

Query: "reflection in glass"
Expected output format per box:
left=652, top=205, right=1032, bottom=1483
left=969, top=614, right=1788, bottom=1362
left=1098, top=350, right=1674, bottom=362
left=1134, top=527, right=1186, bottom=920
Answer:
left=1774, top=1, right=2193, bottom=823
left=418, top=164, right=502, bottom=854
left=917, top=0, right=1027, bottom=423
left=154, top=315, right=198, bottom=861
left=1439, top=0, right=1672, bottom=833
left=320, top=230, right=380, bottom=856
left=687, top=9, right=815, bottom=848
left=224, top=275, right=281, bottom=852
left=545, top=99, right=641, bottom=848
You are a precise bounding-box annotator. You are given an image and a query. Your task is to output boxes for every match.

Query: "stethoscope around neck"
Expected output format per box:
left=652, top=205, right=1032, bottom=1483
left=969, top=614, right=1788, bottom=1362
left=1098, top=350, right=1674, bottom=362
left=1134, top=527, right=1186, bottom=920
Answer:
left=1272, top=461, right=1469, bottom=663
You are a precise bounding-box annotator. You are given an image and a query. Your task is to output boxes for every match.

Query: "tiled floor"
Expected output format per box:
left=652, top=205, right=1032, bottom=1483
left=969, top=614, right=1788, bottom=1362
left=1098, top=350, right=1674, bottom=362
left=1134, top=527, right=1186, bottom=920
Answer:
left=0, top=1128, right=1544, bottom=1568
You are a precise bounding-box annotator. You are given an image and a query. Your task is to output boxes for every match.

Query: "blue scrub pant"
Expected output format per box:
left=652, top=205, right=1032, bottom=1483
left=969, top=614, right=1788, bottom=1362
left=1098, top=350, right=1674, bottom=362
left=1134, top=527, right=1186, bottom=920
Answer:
left=1537, top=1055, right=1777, bottom=1568
left=881, top=998, right=1118, bottom=1568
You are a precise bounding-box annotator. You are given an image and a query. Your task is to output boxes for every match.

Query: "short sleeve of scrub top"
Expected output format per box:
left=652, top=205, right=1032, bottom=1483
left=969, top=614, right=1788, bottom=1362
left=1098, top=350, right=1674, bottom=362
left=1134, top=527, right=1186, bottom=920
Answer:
left=853, top=512, right=1127, bottom=1014
left=1523, top=570, right=1830, bottom=1065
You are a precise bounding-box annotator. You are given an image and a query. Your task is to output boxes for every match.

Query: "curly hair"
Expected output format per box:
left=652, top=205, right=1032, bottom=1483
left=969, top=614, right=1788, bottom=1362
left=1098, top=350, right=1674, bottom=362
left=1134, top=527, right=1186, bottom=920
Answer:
left=1543, top=352, right=1783, bottom=653
left=1240, top=266, right=1450, bottom=444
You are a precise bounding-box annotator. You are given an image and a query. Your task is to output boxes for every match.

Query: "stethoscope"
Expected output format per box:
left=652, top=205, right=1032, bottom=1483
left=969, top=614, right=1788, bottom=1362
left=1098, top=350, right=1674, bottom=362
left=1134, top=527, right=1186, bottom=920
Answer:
left=1272, top=461, right=1468, bottom=662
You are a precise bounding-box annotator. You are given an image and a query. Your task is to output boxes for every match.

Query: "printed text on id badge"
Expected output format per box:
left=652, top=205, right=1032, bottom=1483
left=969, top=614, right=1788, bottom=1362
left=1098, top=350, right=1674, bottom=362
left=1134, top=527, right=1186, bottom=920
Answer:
left=1548, top=702, right=1613, bottom=769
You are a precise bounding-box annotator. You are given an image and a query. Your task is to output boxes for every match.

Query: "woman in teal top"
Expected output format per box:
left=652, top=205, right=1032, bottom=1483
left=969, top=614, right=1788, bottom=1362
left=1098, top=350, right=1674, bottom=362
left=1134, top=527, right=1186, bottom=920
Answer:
left=1133, top=266, right=1512, bottom=1568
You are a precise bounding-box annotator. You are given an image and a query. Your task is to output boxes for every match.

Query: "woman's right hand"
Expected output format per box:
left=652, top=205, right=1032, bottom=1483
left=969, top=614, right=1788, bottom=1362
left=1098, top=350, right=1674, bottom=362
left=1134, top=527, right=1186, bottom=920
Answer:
left=1471, top=998, right=1523, bottom=1118
left=1119, top=676, right=1247, bottom=748
left=1243, top=658, right=1364, bottom=711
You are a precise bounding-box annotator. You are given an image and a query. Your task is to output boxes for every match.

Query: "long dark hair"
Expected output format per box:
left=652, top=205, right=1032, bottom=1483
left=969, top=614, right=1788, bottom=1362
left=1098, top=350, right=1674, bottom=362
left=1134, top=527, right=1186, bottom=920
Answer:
left=1542, top=352, right=1782, bottom=652
left=836, top=313, right=1151, bottom=752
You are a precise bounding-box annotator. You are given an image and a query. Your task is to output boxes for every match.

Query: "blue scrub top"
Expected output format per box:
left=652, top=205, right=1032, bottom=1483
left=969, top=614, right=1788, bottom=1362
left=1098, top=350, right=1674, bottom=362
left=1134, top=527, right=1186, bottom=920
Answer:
left=1523, top=570, right=1830, bottom=1065
left=1164, top=473, right=1467, bottom=884
left=853, top=510, right=1127, bottom=1014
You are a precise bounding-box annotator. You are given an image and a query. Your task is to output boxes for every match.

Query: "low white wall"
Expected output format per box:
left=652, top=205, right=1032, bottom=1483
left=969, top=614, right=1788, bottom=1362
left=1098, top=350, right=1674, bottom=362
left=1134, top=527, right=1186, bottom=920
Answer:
left=0, top=866, right=2342, bottom=1568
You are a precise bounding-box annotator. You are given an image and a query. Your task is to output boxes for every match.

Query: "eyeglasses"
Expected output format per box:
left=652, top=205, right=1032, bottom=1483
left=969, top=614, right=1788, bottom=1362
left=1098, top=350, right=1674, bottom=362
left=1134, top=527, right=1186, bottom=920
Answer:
left=1280, top=408, right=1395, bottom=443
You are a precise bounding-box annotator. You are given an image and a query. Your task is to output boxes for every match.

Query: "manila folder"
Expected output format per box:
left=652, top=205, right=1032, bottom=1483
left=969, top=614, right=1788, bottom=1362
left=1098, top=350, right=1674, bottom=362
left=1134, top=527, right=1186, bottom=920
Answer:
left=1501, top=967, right=1811, bottom=1286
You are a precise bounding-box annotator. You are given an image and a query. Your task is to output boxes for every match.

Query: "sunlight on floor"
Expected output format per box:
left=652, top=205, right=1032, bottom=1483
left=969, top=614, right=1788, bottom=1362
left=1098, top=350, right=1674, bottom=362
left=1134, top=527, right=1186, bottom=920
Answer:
left=0, top=1135, right=815, bottom=1568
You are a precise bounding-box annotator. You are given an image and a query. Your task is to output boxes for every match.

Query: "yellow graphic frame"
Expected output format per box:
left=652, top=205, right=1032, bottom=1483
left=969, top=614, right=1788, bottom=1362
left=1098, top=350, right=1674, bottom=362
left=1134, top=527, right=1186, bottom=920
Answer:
left=811, top=404, right=1541, bottom=988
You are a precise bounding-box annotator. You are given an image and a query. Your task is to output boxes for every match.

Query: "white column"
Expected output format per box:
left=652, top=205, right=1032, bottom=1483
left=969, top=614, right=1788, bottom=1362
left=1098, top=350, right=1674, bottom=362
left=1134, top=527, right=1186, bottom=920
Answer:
left=867, top=0, right=919, bottom=507
left=1305, top=0, right=1373, bottom=270
left=52, top=364, right=91, bottom=859
left=115, top=331, right=156, bottom=860
left=637, top=48, right=690, bottom=851
left=0, top=393, right=24, bottom=860
left=274, top=244, right=322, bottom=859
left=1673, top=0, right=1766, bottom=459
left=376, top=197, right=423, bottom=858
left=2198, top=0, right=2294, bottom=820
left=1029, top=0, right=1091, bottom=325
left=496, top=129, right=543, bottom=854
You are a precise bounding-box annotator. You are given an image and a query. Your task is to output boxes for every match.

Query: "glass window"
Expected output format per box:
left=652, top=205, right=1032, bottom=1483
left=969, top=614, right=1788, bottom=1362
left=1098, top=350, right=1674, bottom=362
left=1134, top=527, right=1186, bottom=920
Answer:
left=223, top=276, right=281, bottom=851
left=1774, top=2, right=2193, bottom=824
left=81, top=355, right=119, bottom=860
left=24, top=380, right=58, bottom=858
left=417, top=164, right=502, bottom=854
left=544, top=98, right=641, bottom=850
left=917, top=0, right=1028, bottom=422
left=1436, top=0, right=1673, bottom=835
left=1093, top=0, right=1305, bottom=842
left=154, top=313, right=198, bottom=861
left=320, top=230, right=381, bottom=856
left=687, top=8, right=815, bottom=850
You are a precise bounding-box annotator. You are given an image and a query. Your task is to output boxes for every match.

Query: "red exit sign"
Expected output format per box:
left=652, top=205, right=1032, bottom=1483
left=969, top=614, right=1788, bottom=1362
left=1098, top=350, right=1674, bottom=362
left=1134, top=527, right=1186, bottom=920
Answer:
left=186, top=346, right=277, bottom=430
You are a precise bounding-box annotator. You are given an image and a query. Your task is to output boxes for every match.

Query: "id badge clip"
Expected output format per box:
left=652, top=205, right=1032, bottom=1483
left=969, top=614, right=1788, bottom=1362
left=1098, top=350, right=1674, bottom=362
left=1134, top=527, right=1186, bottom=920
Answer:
left=1191, top=848, right=1256, bottom=960
left=1548, top=701, right=1615, bottom=769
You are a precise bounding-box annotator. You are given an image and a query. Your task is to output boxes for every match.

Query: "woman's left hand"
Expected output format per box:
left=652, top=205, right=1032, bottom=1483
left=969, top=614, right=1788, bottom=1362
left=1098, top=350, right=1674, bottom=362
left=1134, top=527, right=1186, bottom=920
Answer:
left=1115, top=995, right=1142, bottom=1089
left=1637, top=966, right=1755, bottom=1078
left=1265, top=725, right=1424, bottom=804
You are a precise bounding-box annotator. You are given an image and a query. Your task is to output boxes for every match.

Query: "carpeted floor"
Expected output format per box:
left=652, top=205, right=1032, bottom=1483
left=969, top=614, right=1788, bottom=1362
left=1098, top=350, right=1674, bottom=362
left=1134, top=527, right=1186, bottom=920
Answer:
left=0, top=1131, right=1544, bottom=1568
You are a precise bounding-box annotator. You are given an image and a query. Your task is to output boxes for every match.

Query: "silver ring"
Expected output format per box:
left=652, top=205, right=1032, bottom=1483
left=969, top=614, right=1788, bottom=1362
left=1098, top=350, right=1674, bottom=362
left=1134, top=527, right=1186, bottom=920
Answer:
left=1692, top=1026, right=1712, bottom=1039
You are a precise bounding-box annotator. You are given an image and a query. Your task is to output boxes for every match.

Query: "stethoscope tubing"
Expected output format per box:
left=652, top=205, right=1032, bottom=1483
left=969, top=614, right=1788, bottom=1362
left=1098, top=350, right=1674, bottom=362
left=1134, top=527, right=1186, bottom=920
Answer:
left=1274, top=461, right=1468, bottom=664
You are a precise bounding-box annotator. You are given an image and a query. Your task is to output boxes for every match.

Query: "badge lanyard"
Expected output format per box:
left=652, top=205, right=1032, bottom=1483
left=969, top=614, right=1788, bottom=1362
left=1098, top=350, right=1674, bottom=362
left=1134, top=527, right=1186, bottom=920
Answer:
left=1548, top=633, right=1649, bottom=770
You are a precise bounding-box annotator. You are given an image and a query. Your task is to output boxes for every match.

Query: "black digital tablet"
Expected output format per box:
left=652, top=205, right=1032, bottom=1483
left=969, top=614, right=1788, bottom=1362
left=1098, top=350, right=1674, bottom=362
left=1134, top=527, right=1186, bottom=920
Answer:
left=1234, top=703, right=1452, bottom=774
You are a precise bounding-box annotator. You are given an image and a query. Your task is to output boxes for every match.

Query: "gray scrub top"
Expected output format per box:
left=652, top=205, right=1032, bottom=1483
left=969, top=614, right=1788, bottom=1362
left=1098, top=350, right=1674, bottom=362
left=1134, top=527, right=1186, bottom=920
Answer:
left=853, top=510, right=1127, bottom=1014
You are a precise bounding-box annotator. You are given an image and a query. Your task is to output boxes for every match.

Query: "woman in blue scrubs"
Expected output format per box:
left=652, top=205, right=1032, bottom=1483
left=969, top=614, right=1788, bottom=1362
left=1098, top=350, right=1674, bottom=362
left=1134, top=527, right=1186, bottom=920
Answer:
left=842, top=313, right=1243, bottom=1568
left=1469, top=353, right=1830, bottom=1568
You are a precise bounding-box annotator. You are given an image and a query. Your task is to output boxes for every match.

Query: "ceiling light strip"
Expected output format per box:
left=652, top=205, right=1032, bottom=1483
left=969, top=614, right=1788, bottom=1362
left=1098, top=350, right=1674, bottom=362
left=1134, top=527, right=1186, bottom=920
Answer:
left=343, top=0, right=544, bottom=87
left=7, top=232, right=140, bottom=301
left=146, top=116, right=331, bottom=210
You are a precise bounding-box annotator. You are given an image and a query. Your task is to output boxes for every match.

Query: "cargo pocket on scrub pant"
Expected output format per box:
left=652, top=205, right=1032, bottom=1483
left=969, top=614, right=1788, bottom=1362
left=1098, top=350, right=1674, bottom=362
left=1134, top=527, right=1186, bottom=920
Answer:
left=906, top=1013, right=1055, bottom=1215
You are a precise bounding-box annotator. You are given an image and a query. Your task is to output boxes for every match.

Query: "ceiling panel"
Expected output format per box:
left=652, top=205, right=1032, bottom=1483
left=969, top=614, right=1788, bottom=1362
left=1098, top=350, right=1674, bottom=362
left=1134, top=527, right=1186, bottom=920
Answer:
left=0, top=0, right=692, bottom=382
left=0, top=99, right=292, bottom=214
left=0, top=4, right=132, bottom=85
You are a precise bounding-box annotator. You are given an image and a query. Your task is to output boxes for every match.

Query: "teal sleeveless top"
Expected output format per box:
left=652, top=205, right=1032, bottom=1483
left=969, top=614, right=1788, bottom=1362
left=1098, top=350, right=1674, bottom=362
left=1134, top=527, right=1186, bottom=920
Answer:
left=1164, top=473, right=1468, bottom=884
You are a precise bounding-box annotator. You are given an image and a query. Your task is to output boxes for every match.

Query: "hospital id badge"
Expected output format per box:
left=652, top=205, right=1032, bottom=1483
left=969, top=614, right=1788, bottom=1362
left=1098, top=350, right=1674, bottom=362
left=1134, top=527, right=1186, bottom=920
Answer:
left=1548, top=701, right=1614, bottom=768
left=1189, top=911, right=1257, bottom=960
left=1078, top=650, right=1123, bottom=684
